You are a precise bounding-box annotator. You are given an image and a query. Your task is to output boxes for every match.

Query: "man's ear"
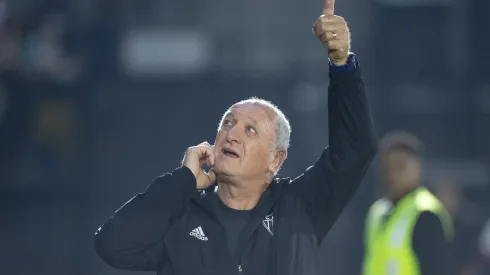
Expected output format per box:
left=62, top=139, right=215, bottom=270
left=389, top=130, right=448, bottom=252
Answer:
left=269, top=149, right=287, bottom=174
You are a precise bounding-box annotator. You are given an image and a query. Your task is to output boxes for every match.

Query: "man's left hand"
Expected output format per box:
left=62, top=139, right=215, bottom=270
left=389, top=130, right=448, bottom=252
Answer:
left=312, top=0, right=351, bottom=66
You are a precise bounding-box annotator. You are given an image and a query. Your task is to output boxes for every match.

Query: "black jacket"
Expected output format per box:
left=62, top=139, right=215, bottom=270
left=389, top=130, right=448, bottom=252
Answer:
left=94, top=56, right=378, bottom=275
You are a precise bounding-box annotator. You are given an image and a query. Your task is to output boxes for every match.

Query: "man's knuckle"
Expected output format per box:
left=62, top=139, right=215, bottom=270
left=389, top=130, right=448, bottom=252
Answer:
left=321, top=17, right=331, bottom=24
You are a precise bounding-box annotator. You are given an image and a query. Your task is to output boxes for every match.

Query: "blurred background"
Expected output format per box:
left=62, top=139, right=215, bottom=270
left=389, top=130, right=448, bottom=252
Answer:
left=0, top=0, right=489, bottom=274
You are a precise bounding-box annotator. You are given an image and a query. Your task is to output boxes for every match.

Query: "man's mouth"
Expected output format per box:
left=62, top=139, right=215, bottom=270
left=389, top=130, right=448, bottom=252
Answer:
left=223, top=149, right=239, bottom=158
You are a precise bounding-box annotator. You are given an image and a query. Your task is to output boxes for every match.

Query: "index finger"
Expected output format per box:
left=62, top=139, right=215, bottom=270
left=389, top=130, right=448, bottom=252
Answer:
left=323, top=0, right=335, bottom=16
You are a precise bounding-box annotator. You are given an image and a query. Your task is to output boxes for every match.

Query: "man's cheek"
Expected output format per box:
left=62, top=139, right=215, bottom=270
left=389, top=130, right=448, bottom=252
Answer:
left=252, top=151, right=269, bottom=171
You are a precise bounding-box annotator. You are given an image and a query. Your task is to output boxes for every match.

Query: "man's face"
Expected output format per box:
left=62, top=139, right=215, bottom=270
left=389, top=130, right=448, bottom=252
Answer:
left=212, top=102, right=278, bottom=182
left=380, top=149, right=421, bottom=195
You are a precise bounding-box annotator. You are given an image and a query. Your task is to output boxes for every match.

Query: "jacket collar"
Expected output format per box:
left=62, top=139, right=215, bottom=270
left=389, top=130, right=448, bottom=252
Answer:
left=190, top=178, right=285, bottom=219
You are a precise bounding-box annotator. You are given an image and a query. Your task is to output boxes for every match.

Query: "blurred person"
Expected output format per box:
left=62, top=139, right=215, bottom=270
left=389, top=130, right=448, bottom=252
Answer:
left=93, top=1, right=378, bottom=274
left=436, top=179, right=460, bottom=217
left=362, top=131, right=454, bottom=275
left=436, top=179, right=482, bottom=275
left=478, top=218, right=490, bottom=274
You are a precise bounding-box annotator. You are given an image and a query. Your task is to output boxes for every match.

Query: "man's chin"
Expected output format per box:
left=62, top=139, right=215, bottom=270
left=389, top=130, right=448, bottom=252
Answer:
left=213, top=168, right=234, bottom=179
left=214, top=169, right=233, bottom=178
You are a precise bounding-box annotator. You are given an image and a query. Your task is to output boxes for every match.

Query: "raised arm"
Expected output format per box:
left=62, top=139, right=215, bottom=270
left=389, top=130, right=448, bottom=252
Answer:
left=286, top=4, right=377, bottom=240
left=287, top=57, right=377, bottom=240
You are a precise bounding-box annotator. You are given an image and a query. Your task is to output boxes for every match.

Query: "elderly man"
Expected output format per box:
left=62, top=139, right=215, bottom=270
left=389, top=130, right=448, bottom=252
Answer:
left=94, top=1, right=378, bottom=274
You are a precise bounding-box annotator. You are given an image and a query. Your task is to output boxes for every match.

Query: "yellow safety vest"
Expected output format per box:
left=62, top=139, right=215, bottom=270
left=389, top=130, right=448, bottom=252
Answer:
left=362, top=187, right=453, bottom=275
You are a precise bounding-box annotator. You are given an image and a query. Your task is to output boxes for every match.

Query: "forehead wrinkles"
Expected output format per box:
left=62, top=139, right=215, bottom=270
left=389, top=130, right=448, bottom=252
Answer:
left=230, top=104, right=275, bottom=129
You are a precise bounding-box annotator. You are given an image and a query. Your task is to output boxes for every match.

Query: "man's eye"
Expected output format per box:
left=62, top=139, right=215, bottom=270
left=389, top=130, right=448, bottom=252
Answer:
left=248, top=127, right=256, bottom=133
left=223, top=120, right=232, bottom=126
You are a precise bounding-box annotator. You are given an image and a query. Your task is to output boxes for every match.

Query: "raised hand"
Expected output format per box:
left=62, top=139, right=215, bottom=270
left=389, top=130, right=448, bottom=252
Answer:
left=313, top=0, right=351, bottom=66
left=182, top=142, right=217, bottom=189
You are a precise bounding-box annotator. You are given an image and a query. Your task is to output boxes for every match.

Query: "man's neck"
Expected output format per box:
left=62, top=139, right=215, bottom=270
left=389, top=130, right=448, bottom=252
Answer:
left=217, top=179, right=266, bottom=210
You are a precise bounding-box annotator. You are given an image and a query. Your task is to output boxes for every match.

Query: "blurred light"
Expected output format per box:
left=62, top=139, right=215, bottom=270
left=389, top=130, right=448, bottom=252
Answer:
left=391, top=84, right=463, bottom=114
left=289, top=83, right=321, bottom=113
left=120, top=29, right=212, bottom=77
left=374, top=0, right=453, bottom=7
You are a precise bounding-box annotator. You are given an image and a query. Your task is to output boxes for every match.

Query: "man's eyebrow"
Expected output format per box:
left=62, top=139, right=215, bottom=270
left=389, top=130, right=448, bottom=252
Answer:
left=248, top=117, right=258, bottom=126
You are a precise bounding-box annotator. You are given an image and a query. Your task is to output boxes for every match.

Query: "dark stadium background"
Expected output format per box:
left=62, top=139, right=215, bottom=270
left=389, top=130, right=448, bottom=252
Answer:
left=0, top=0, right=489, bottom=274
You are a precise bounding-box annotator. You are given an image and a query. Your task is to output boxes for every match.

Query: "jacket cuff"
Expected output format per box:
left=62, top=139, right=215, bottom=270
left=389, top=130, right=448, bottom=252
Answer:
left=329, top=53, right=358, bottom=77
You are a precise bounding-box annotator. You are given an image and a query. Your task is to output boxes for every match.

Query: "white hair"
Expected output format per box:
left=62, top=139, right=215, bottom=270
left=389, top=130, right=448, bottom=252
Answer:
left=220, top=97, right=291, bottom=151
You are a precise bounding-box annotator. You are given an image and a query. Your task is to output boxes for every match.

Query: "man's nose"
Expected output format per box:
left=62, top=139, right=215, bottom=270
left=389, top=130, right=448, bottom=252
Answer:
left=225, top=125, right=241, bottom=144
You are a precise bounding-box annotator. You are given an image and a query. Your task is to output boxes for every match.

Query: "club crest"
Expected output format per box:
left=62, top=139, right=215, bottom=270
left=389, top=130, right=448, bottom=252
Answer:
left=262, top=213, right=274, bottom=236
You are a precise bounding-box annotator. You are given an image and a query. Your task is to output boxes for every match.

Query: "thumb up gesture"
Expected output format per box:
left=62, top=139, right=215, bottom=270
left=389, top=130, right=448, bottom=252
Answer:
left=312, top=0, right=351, bottom=66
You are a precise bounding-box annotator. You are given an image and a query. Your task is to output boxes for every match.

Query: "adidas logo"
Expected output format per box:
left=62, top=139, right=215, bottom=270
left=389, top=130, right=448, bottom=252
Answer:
left=189, top=226, right=208, bottom=241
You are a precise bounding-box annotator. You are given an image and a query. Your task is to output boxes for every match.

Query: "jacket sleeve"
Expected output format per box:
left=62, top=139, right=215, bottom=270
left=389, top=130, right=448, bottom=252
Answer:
left=412, top=211, right=451, bottom=275
left=286, top=55, right=378, bottom=241
left=94, top=166, right=197, bottom=271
